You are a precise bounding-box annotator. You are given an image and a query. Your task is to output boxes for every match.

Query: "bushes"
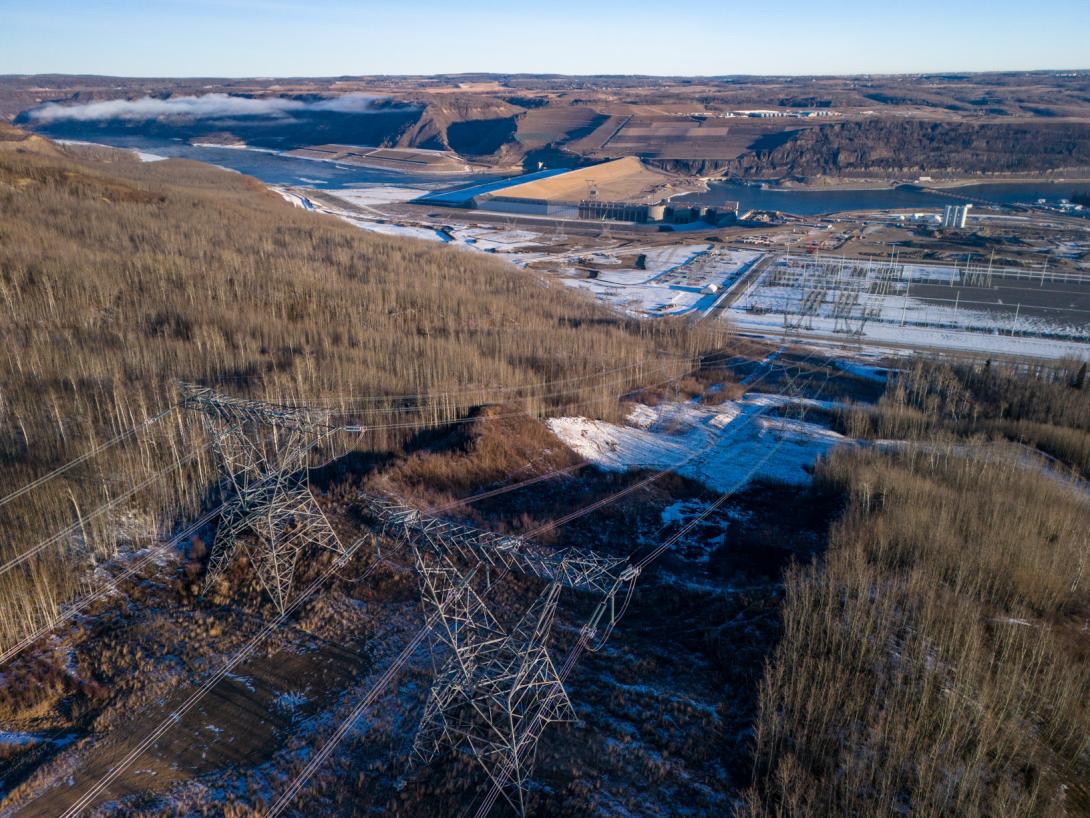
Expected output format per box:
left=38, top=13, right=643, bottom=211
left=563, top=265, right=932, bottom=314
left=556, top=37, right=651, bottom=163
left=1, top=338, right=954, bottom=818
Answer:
left=745, top=361, right=1090, bottom=816
left=740, top=446, right=1090, bottom=818
left=836, top=359, right=1090, bottom=477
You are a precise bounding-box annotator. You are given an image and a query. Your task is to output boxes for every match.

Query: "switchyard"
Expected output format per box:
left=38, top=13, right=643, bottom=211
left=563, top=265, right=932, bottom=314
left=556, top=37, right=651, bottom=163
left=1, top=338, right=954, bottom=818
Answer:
left=726, top=252, right=1090, bottom=356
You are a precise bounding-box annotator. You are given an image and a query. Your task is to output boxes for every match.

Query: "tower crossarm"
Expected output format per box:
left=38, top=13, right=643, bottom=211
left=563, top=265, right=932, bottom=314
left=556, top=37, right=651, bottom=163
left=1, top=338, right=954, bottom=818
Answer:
left=178, top=382, right=337, bottom=432
left=367, top=498, right=631, bottom=595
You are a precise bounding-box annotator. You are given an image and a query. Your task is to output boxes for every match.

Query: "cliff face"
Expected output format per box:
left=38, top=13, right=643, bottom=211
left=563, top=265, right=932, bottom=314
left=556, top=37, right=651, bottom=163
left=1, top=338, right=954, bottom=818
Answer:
left=394, top=97, right=525, bottom=156
left=725, top=120, right=1090, bottom=178
left=644, top=158, right=737, bottom=176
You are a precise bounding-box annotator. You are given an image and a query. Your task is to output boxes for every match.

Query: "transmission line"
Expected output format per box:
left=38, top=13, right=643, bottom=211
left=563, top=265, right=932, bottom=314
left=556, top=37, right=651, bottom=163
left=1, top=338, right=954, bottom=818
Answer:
left=0, top=405, right=177, bottom=510
left=260, top=348, right=812, bottom=816
left=48, top=346, right=788, bottom=815
left=0, top=503, right=225, bottom=667
left=0, top=441, right=214, bottom=579
left=468, top=357, right=835, bottom=817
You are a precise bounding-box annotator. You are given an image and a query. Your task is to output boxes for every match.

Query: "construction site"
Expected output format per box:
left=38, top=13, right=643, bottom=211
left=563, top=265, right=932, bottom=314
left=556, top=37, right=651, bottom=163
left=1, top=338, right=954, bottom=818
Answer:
left=4, top=68, right=1090, bottom=818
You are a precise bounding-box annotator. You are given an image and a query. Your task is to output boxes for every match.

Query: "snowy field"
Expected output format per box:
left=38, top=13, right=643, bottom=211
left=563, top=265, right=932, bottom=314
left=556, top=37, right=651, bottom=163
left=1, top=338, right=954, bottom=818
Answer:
left=724, top=256, right=1090, bottom=360
left=339, top=218, right=446, bottom=242
left=548, top=393, right=848, bottom=491
left=276, top=186, right=530, bottom=247
left=324, top=186, right=433, bottom=207
left=560, top=247, right=763, bottom=317
left=448, top=226, right=543, bottom=251
left=277, top=182, right=1090, bottom=361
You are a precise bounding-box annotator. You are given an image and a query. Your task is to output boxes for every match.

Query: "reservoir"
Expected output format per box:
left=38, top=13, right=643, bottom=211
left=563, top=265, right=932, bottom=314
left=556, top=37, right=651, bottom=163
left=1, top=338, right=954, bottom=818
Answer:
left=675, top=180, right=1090, bottom=216
left=46, top=134, right=505, bottom=190
left=30, top=129, right=1090, bottom=215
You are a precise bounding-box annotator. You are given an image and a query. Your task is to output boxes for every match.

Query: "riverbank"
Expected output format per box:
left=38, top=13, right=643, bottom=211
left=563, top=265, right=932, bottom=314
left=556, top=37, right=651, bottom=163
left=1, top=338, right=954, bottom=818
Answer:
left=713, top=174, right=1090, bottom=192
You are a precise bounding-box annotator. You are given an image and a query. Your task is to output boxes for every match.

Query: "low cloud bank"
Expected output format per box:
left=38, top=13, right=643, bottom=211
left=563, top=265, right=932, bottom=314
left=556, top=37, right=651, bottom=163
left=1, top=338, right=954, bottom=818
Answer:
left=27, top=93, right=395, bottom=123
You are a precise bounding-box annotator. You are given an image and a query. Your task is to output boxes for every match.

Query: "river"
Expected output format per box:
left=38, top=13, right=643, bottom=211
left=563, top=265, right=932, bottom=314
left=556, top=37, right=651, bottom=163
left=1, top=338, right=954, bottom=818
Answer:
left=51, top=134, right=504, bottom=190
left=676, top=180, right=1090, bottom=216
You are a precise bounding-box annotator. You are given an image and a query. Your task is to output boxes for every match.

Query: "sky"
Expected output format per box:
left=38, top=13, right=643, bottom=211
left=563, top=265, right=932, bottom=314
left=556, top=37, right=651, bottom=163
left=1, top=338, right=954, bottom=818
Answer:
left=1, top=0, right=1088, bottom=77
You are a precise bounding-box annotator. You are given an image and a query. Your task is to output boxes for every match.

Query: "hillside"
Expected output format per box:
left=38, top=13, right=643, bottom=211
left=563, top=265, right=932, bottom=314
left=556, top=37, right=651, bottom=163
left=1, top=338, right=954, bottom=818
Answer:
left=9, top=72, right=1090, bottom=180
left=0, top=130, right=705, bottom=653
left=726, top=119, right=1090, bottom=179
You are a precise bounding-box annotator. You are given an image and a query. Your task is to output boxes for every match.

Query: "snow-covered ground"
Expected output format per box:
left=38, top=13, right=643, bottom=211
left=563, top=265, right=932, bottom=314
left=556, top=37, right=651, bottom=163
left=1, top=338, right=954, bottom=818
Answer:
left=274, top=186, right=555, bottom=249
left=448, top=226, right=543, bottom=251
left=339, top=218, right=446, bottom=242
left=279, top=179, right=1090, bottom=361
left=723, top=256, right=1090, bottom=360
left=55, top=139, right=166, bottom=163
left=273, top=188, right=316, bottom=211
left=738, top=281, right=1087, bottom=340
left=548, top=393, right=848, bottom=491
left=324, top=186, right=432, bottom=207
left=728, top=308, right=1090, bottom=360
left=561, top=248, right=763, bottom=317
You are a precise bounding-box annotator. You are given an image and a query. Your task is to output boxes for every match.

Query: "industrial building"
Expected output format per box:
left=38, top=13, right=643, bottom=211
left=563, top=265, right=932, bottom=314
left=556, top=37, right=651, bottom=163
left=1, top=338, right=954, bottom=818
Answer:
left=471, top=195, right=579, bottom=218
left=578, top=200, right=655, bottom=223
left=942, top=203, right=973, bottom=229
left=417, top=158, right=741, bottom=226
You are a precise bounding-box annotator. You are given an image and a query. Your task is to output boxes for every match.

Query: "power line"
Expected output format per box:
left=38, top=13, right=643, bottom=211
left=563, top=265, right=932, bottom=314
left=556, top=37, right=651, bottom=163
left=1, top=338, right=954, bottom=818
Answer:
left=216, top=354, right=699, bottom=408
left=468, top=356, right=835, bottom=817
left=0, top=405, right=177, bottom=510
left=259, top=348, right=809, bottom=816
left=0, top=503, right=224, bottom=667
left=56, top=536, right=380, bottom=818
left=44, top=345, right=786, bottom=815
left=51, top=439, right=653, bottom=816
left=0, top=441, right=214, bottom=580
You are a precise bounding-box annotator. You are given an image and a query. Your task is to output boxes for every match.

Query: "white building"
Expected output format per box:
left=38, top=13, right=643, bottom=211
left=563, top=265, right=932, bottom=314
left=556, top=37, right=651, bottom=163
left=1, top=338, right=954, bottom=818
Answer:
left=942, top=203, right=973, bottom=229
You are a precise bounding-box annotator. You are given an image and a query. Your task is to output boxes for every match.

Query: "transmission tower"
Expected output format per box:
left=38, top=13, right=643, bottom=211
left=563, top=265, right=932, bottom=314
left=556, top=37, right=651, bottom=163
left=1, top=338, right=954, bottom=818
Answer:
left=409, top=547, right=575, bottom=815
left=180, top=384, right=350, bottom=613
left=368, top=499, right=631, bottom=595
left=368, top=498, right=636, bottom=815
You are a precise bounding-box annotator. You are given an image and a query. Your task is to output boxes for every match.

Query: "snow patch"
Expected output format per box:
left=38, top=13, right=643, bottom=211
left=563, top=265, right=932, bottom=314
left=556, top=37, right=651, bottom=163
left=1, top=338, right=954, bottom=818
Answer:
left=548, top=394, right=848, bottom=491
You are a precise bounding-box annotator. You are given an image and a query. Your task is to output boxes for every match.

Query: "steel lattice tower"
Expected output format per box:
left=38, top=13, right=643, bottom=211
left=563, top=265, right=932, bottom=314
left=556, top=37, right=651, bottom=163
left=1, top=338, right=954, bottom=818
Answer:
left=180, top=384, right=348, bottom=613
left=369, top=498, right=637, bottom=815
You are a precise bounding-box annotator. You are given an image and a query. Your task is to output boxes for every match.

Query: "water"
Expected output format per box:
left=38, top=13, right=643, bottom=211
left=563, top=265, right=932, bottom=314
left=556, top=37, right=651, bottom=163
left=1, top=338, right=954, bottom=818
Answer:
left=54, top=134, right=504, bottom=190
left=677, top=180, right=1090, bottom=216
left=41, top=131, right=1090, bottom=213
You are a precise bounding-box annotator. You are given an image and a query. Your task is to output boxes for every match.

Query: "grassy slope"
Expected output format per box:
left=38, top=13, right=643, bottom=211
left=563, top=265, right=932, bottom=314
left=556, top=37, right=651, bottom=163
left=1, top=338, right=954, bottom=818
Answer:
left=742, top=364, right=1090, bottom=818
left=0, top=128, right=707, bottom=650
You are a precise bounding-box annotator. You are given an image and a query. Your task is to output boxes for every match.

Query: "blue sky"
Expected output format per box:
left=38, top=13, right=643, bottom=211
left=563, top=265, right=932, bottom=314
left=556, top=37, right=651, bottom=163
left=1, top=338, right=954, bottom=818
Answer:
left=1, top=0, right=1087, bottom=76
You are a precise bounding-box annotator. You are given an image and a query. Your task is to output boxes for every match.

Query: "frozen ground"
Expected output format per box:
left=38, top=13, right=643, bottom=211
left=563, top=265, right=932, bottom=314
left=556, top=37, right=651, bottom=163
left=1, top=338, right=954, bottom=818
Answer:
left=339, top=217, right=446, bottom=243
left=447, top=226, right=543, bottom=251
left=723, top=256, right=1090, bottom=360
left=728, top=308, right=1090, bottom=360
left=548, top=393, right=848, bottom=491
left=738, top=282, right=1087, bottom=341
left=561, top=248, right=763, bottom=317
left=324, top=186, right=433, bottom=207
left=281, top=180, right=1090, bottom=361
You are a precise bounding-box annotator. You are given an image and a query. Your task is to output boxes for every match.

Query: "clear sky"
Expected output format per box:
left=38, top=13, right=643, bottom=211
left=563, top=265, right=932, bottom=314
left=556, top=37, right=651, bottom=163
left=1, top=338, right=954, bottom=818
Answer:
left=1, top=0, right=1087, bottom=77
